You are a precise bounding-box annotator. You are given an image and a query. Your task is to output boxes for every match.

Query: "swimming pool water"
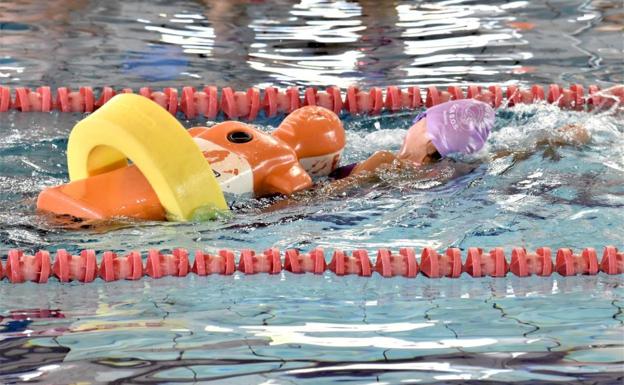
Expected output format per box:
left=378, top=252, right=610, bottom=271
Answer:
left=1, top=273, right=622, bottom=384
left=1, top=0, right=623, bottom=384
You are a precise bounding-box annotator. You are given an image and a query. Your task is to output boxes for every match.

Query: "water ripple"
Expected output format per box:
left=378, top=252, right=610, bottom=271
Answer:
left=1, top=0, right=620, bottom=87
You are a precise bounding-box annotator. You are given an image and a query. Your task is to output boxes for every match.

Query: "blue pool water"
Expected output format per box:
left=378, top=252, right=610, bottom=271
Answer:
left=1, top=0, right=623, bottom=384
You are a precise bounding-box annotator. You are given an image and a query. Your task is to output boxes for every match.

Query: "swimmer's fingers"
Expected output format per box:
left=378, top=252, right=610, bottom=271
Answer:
left=554, top=124, right=591, bottom=146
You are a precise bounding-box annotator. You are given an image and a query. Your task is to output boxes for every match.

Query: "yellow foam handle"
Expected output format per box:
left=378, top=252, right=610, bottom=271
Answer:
left=66, top=93, right=228, bottom=221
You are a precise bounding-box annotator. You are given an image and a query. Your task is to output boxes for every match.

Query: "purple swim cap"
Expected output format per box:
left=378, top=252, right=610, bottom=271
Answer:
left=421, top=100, right=494, bottom=156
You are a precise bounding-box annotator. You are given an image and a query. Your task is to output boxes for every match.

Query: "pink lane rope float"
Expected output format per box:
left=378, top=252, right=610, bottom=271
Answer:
left=1, top=84, right=622, bottom=119
left=1, top=246, right=622, bottom=284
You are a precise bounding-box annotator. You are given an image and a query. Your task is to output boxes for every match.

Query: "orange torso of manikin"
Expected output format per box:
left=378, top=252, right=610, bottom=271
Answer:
left=189, top=122, right=312, bottom=197
left=190, top=105, right=346, bottom=197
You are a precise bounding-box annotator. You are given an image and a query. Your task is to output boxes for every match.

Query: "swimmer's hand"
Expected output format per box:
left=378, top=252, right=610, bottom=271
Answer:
left=547, top=124, right=591, bottom=146
left=492, top=123, right=591, bottom=162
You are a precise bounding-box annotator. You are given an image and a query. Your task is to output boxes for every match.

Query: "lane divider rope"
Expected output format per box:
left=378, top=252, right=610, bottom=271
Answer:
left=1, top=246, right=622, bottom=284
left=1, top=84, right=621, bottom=120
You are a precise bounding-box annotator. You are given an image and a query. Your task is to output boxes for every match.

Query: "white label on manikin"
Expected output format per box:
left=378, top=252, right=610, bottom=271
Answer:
left=193, top=138, right=254, bottom=195
left=299, top=150, right=343, bottom=177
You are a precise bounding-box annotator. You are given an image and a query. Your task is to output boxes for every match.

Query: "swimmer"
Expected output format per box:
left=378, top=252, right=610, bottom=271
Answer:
left=264, top=99, right=493, bottom=211
left=330, top=85, right=610, bottom=182
left=268, top=96, right=596, bottom=210
left=332, top=99, right=494, bottom=179
left=328, top=84, right=623, bottom=184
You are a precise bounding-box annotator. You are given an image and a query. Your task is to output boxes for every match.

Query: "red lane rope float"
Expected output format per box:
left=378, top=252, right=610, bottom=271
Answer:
left=12, top=86, right=52, bottom=112
left=420, top=248, right=462, bottom=278
left=5, top=250, right=51, bottom=283
left=0, top=83, right=621, bottom=118
left=52, top=249, right=98, bottom=283
left=600, top=246, right=624, bottom=275
left=375, top=248, right=418, bottom=278
left=1, top=246, right=622, bottom=284
left=145, top=249, right=190, bottom=279
left=464, top=247, right=509, bottom=278
left=302, top=86, right=344, bottom=115
left=328, top=249, right=372, bottom=276
left=99, top=251, right=144, bottom=281
left=238, top=248, right=281, bottom=274
left=284, top=248, right=326, bottom=274
left=262, top=86, right=301, bottom=116
left=344, top=86, right=384, bottom=115
left=555, top=248, right=599, bottom=276
left=510, top=247, right=553, bottom=277
left=193, top=249, right=235, bottom=276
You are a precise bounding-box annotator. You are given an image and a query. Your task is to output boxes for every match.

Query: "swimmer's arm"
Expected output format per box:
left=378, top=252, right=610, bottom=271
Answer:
left=263, top=174, right=366, bottom=212
left=316, top=151, right=420, bottom=195
left=357, top=123, right=591, bottom=166
left=264, top=153, right=402, bottom=212
left=350, top=151, right=398, bottom=175
left=348, top=124, right=591, bottom=173
left=541, top=124, right=591, bottom=146
left=491, top=123, right=591, bottom=160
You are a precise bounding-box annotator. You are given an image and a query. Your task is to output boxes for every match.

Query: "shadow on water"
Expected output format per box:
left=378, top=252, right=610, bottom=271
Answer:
left=1, top=332, right=622, bottom=384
